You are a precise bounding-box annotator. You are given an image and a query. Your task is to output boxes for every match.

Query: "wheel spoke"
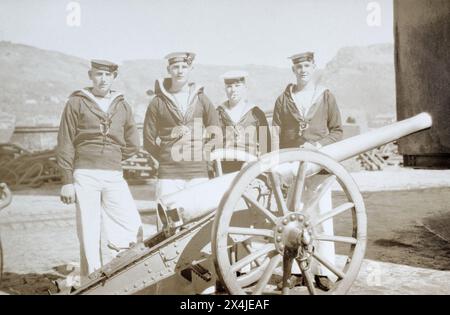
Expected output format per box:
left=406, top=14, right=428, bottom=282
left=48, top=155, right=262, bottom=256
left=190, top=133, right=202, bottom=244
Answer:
left=281, top=248, right=296, bottom=295
left=242, top=193, right=278, bottom=225
left=242, top=241, right=263, bottom=267
left=312, top=202, right=354, bottom=226
left=228, top=226, right=274, bottom=239
left=304, top=175, right=336, bottom=214
left=230, top=244, right=275, bottom=273
left=306, top=175, right=336, bottom=213
left=312, top=253, right=345, bottom=280
left=268, top=172, right=289, bottom=215
left=236, top=258, right=270, bottom=287
left=230, top=244, right=238, bottom=264
left=214, top=158, right=223, bottom=177
left=315, top=234, right=357, bottom=244
left=297, top=260, right=316, bottom=295
left=315, top=175, right=337, bottom=198
left=252, top=254, right=282, bottom=295
left=287, top=161, right=308, bottom=212
left=303, top=270, right=317, bottom=295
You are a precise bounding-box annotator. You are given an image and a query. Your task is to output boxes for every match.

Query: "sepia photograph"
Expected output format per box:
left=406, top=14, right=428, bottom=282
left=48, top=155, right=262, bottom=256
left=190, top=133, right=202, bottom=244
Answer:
left=0, top=0, right=449, bottom=298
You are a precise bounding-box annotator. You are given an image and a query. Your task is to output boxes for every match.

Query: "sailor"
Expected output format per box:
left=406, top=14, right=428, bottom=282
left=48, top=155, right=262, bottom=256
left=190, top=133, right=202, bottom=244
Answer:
left=216, top=70, right=271, bottom=173
left=272, top=51, right=343, bottom=291
left=143, top=52, right=220, bottom=225
left=56, top=59, right=142, bottom=283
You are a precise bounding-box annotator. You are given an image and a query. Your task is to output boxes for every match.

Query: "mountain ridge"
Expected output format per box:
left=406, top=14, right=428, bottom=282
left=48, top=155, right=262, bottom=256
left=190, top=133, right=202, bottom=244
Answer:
left=0, top=41, right=395, bottom=129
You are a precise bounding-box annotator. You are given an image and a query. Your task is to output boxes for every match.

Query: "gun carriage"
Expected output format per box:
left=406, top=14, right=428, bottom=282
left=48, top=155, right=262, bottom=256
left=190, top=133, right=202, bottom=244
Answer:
left=69, top=113, right=431, bottom=295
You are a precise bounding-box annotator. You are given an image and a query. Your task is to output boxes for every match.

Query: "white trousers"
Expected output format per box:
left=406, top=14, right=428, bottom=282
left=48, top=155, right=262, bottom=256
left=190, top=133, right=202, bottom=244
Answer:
left=304, top=175, right=336, bottom=278
left=284, top=173, right=335, bottom=277
left=155, top=178, right=209, bottom=231
left=74, top=169, right=142, bottom=282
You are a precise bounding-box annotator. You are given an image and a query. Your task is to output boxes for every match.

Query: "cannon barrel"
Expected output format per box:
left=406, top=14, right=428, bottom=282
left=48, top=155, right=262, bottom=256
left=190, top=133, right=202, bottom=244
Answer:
left=157, top=113, right=432, bottom=228
left=319, top=112, right=431, bottom=168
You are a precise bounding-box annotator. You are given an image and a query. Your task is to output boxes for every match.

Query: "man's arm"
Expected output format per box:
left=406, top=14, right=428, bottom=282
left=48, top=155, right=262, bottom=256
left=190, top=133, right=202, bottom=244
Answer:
left=254, top=107, right=272, bottom=154
left=201, top=94, right=220, bottom=144
left=0, top=183, right=12, bottom=210
left=201, top=94, right=220, bottom=129
left=317, top=91, right=343, bottom=147
left=143, top=98, right=161, bottom=161
left=199, top=94, right=222, bottom=163
left=271, top=97, right=283, bottom=152
left=122, top=102, right=140, bottom=160
left=56, top=99, right=78, bottom=204
left=56, top=100, right=78, bottom=185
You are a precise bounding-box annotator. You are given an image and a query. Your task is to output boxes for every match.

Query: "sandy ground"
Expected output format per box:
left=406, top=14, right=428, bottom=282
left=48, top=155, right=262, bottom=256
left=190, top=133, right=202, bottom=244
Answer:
left=0, top=168, right=449, bottom=295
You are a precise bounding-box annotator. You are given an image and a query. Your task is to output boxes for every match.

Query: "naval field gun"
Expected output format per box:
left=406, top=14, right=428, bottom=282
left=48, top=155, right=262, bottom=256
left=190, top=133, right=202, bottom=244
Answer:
left=70, top=113, right=432, bottom=295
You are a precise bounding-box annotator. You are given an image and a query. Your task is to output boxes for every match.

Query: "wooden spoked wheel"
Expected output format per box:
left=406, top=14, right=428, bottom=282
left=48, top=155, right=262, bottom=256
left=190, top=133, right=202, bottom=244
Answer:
left=212, top=149, right=367, bottom=295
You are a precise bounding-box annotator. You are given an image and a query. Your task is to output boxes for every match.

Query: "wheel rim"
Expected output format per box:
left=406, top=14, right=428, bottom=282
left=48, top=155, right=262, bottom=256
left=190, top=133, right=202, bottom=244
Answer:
left=212, top=149, right=367, bottom=295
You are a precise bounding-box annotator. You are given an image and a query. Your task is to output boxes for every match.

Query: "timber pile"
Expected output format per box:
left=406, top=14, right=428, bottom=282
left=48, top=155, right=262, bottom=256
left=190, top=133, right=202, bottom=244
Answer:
left=0, top=144, right=157, bottom=188
left=357, top=142, right=402, bottom=171
left=0, top=144, right=61, bottom=189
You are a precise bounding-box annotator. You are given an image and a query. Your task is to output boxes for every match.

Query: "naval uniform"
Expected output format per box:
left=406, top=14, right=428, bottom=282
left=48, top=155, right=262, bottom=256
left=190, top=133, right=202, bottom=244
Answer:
left=57, top=77, right=142, bottom=281
left=216, top=101, right=271, bottom=173
left=143, top=78, right=219, bottom=196
left=272, top=75, right=343, bottom=279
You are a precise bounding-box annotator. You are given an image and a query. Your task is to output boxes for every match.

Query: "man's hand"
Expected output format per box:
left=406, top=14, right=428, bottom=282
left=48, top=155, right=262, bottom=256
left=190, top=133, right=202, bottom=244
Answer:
left=300, top=142, right=321, bottom=151
left=0, top=183, right=12, bottom=210
left=60, top=184, right=76, bottom=204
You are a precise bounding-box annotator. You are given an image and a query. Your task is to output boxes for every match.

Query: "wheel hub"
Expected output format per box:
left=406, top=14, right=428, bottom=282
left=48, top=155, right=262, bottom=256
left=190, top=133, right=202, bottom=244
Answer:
left=273, top=213, right=313, bottom=254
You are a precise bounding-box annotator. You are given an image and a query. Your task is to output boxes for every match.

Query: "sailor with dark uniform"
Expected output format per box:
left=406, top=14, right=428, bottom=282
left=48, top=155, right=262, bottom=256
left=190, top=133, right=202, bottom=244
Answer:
left=216, top=70, right=271, bottom=173
left=143, top=52, right=220, bottom=211
left=56, top=59, right=142, bottom=283
left=272, top=51, right=343, bottom=291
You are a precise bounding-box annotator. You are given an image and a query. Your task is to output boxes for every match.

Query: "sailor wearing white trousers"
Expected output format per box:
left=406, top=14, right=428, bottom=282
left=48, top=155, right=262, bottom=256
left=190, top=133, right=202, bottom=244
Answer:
left=57, top=60, right=142, bottom=284
left=272, top=51, right=343, bottom=290
left=143, top=52, right=220, bottom=233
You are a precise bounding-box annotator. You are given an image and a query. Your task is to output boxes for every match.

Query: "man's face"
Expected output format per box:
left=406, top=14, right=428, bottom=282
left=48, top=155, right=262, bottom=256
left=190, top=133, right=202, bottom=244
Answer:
left=292, top=60, right=316, bottom=84
left=167, top=62, right=192, bottom=86
left=225, top=81, right=247, bottom=104
left=89, top=69, right=116, bottom=96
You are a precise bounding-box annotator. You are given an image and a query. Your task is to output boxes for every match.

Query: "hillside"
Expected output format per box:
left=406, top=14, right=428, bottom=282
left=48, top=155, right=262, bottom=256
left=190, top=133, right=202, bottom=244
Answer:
left=0, top=41, right=395, bottom=128
left=320, top=44, right=396, bottom=130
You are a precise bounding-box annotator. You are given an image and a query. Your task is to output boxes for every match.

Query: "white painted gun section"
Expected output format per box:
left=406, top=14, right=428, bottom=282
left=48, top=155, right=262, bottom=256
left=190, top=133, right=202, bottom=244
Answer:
left=158, top=113, right=432, bottom=226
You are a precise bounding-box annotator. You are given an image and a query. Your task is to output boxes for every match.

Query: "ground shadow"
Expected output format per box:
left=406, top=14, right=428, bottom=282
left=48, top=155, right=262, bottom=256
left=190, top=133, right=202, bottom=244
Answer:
left=0, top=272, right=62, bottom=295
left=370, top=224, right=450, bottom=271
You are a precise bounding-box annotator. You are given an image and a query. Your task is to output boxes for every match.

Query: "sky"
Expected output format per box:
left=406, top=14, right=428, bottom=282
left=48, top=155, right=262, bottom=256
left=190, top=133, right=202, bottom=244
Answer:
left=0, top=0, right=394, bottom=68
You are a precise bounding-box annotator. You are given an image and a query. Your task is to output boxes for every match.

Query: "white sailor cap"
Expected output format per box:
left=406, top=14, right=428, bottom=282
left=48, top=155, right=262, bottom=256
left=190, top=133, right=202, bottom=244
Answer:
left=90, top=59, right=118, bottom=72
left=288, top=52, right=315, bottom=64
left=221, top=70, right=249, bottom=84
left=165, top=52, right=196, bottom=66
